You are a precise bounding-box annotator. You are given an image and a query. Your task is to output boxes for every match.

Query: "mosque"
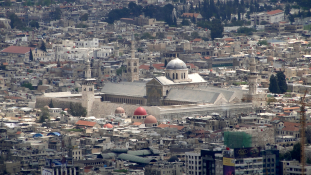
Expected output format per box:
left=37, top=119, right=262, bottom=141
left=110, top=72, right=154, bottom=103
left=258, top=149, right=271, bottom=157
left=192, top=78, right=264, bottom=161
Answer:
left=101, top=56, right=254, bottom=107
left=38, top=39, right=265, bottom=120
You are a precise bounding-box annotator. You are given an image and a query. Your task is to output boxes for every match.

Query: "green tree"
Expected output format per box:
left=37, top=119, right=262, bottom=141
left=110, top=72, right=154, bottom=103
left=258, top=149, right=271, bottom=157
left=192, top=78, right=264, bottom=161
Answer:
left=29, top=49, right=33, bottom=61
left=276, top=71, right=287, bottom=94
left=156, top=32, right=165, bottom=39
left=237, top=27, right=256, bottom=35
left=75, top=23, right=88, bottom=28
left=29, top=20, right=39, bottom=28
left=210, top=19, right=224, bottom=40
left=48, top=99, right=54, bottom=108
left=80, top=13, right=88, bottom=21
left=8, top=12, right=25, bottom=30
left=257, top=40, right=268, bottom=46
left=269, top=75, right=280, bottom=94
left=21, top=82, right=34, bottom=90
left=284, top=4, right=291, bottom=15
left=191, top=32, right=199, bottom=39
left=40, top=41, right=47, bottom=52
left=39, top=107, right=50, bottom=123
left=181, top=19, right=190, bottom=26
left=260, top=21, right=269, bottom=25
left=68, top=102, right=87, bottom=117
left=57, top=59, right=61, bottom=67
left=288, top=14, right=295, bottom=24
left=4, top=0, right=11, bottom=6
left=51, top=7, right=62, bottom=20
left=291, top=142, right=301, bottom=162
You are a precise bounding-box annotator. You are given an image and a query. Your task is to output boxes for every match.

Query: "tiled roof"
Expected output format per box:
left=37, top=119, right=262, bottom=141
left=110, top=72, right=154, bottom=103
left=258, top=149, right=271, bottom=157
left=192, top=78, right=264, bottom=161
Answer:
left=132, top=122, right=142, bottom=126
left=75, top=120, right=96, bottom=127
left=282, top=122, right=300, bottom=132
left=153, top=63, right=165, bottom=70
left=157, top=124, right=185, bottom=130
left=1, top=46, right=35, bottom=54
left=139, top=65, right=150, bottom=70
left=193, top=38, right=202, bottom=42
left=267, top=9, right=283, bottom=15
left=182, top=13, right=201, bottom=18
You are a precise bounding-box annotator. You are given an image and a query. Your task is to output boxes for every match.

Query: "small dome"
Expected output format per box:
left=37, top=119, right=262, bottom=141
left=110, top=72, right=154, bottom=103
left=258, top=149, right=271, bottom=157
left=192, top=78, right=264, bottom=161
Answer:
left=134, top=107, right=147, bottom=116
left=166, top=58, right=187, bottom=70
left=103, top=123, right=113, bottom=128
left=115, top=107, right=125, bottom=114
left=144, top=115, right=157, bottom=124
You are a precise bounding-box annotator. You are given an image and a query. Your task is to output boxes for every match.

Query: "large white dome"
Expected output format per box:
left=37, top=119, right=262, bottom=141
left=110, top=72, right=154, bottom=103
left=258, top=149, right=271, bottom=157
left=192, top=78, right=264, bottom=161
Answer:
left=166, top=58, right=187, bottom=70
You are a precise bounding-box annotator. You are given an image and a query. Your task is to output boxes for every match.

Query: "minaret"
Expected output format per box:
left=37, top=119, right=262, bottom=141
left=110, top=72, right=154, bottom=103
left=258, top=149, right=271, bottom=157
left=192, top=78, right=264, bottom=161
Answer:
left=82, top=58, right=95, bottom=116
left=126, top=34, right=139, bottom=82
left=248, top=57, right=258, bottom=95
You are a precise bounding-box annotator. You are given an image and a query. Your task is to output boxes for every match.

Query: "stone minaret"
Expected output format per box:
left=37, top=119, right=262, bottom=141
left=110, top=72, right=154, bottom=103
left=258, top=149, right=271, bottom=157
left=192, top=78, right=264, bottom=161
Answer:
left=82, top=58, right=95, bottom=116
left=248, top=57, right=258, bottom=95
left=126, top=34, right=139, bottom=82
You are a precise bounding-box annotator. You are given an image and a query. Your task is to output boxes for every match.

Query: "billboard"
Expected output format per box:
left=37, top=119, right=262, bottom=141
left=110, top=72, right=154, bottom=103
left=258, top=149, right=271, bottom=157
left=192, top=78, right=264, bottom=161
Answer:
left=223, top=157, right=235, bottom=175
left=234, top=147, right=260, bottom=158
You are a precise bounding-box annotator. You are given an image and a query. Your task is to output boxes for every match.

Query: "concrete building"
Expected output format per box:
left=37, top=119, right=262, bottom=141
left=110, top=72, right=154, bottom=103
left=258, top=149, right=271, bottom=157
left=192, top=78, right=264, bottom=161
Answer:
left=185, top=151, right=202, bottom=175
left=251, top=10, right=284, bottom=25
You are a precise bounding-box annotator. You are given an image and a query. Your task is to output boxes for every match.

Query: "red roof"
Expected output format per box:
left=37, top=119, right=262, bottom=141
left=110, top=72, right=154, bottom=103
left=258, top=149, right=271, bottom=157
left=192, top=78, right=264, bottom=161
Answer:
left=132, top=122, right=142, bottom=126
left=157, top=124, right=185, bottom=130
left=134, top=106, right=147, bottom=115
left=182, top=13, right=201, bottom=18
left=224, top=38, right=234, bottom=42
left=139, top=65, right=150, bottom=70
left=193, top=38, right=202, bottom=42
left=16, top=131, right=22, bottom=135
left=282, top=122, right=300, bottom=132
left=153, top=63, right=165, bottom=70
left=1, top=46, right=35, bottom=54
left=75, top=120, right=96, bottom=127
left=267, top=9, right=283, bottom=15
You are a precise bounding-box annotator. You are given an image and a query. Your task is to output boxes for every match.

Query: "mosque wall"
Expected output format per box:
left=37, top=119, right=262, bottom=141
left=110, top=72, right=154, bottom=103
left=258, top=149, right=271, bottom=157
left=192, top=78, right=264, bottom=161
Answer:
left=35, top=97, right=82, bottom=109
left=90, top=101, right=161, bottom=118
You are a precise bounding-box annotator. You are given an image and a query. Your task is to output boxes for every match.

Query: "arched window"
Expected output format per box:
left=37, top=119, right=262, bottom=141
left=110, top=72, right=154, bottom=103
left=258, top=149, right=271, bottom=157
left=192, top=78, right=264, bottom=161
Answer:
left=128, top=68, right=131, bottom=72
left=176, top=73, right=178, bottom=79
left=184, top=73, right=186, bottom=78
left=134, top=62, right=137, bottom=66
left=173, top=73, right=175, bottom=79
left=134, top=68, right=137, bottom=72
left=166, top=90, right=169, bottom=95
left=181, top=73, right=183, bottom=79
left=128, top=62, right=131, bottom=66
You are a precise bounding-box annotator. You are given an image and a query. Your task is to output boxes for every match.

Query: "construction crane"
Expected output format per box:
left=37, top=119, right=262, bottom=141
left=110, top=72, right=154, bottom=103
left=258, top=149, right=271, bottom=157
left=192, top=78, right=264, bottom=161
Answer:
left=290, top=90, right=308, bottom=175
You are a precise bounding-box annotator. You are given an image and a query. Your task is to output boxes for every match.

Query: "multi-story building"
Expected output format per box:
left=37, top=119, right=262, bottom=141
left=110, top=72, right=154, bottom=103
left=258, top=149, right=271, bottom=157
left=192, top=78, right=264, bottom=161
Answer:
left=262, top=147, right=280, bottom=175
left=185, top=152, right=202, bottom=175
left=201, top=150, right=222, bottom=175
left=251, top=10, right=284, bottom=25
left=281, top=160, right=311, bottom=175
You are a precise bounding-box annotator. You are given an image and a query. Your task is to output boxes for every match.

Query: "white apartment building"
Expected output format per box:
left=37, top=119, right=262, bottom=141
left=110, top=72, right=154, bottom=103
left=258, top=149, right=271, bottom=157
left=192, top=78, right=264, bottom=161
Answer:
left=185, top=152, right=202, bottom=175
left=75, top=38, right=99, bottom=48
left=282, top=160, right=311, bottom=175
left=251, top=10, right=284, bottom=25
